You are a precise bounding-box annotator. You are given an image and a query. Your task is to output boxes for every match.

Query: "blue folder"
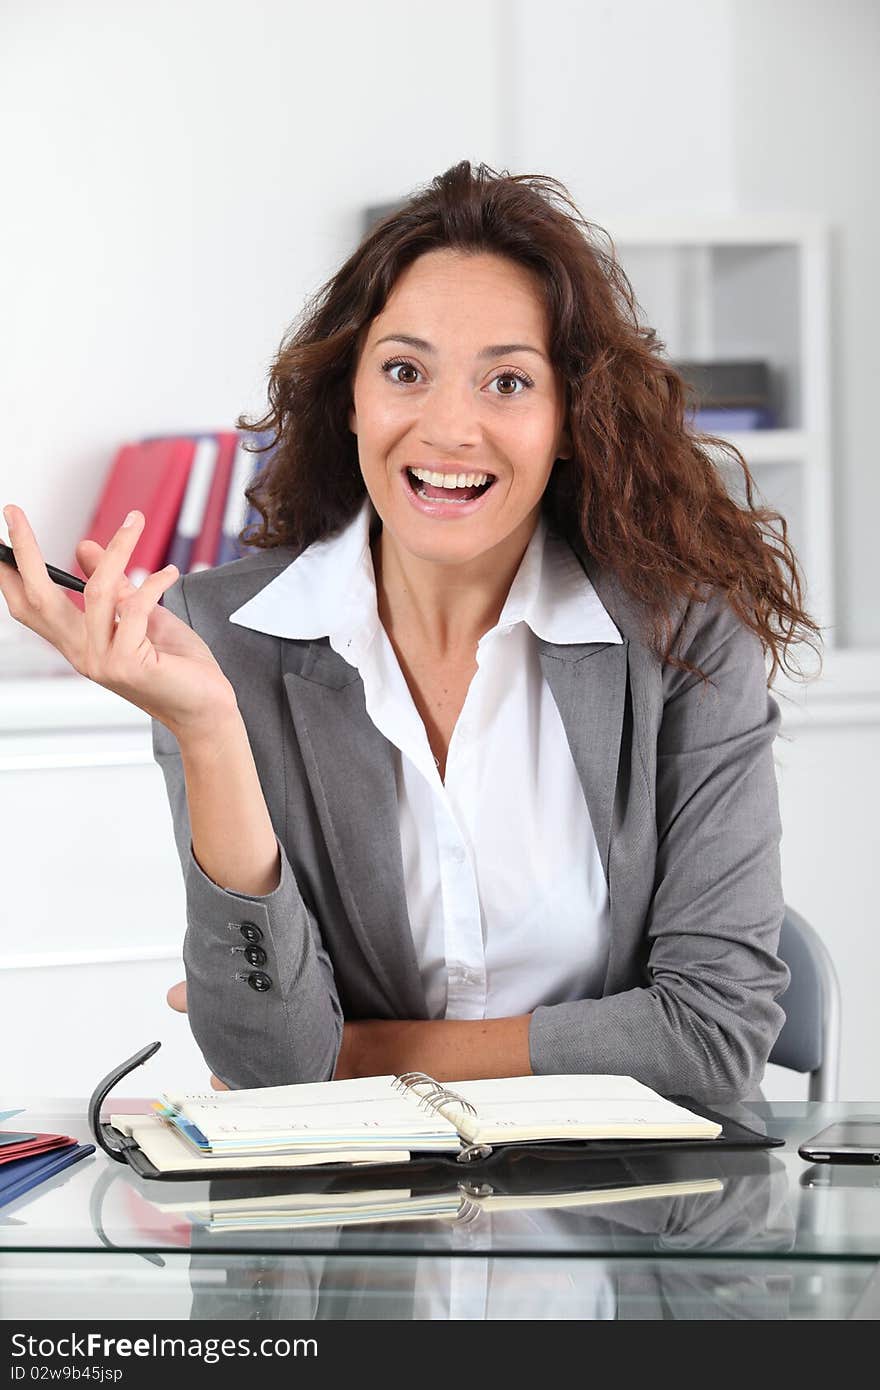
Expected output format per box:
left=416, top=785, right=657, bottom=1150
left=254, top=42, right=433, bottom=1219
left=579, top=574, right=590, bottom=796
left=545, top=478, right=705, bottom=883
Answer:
left=0, top=1143, right=95, bottom=1210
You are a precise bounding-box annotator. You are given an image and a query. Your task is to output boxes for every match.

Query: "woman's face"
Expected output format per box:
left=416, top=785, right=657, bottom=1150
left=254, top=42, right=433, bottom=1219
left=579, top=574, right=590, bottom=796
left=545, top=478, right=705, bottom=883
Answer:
left=348, top=248, right=571, bottom=569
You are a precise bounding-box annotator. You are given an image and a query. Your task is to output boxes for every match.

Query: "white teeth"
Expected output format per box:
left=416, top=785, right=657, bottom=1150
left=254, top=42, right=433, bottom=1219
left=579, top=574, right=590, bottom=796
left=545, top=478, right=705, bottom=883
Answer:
left=408, top=467, right=492, bottom=489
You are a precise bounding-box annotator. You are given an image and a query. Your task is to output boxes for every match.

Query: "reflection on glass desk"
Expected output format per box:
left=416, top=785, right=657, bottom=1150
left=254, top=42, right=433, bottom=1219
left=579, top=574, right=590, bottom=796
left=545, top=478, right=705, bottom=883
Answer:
left=1, top=1100, right=880, bottom=1320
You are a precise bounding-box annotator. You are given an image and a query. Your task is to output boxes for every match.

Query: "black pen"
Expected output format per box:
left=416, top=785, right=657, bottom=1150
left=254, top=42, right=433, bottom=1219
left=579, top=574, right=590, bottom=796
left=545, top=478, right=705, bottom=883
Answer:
left=0, top=541, right=86, bottom=593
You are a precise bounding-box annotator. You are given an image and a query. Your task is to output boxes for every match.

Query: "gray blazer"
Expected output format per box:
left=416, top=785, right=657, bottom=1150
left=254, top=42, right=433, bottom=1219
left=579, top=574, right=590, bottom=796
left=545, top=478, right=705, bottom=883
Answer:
left=151, top=524, right=790, bottom=1103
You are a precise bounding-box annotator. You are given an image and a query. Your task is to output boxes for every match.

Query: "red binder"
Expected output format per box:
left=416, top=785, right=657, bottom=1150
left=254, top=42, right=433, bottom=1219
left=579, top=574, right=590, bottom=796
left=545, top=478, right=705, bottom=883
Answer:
left=0, top=1133, right=77, bottom=1165
left=69, top=437, right=195, bottom=609
left=188, top=431, right=237, bottom=572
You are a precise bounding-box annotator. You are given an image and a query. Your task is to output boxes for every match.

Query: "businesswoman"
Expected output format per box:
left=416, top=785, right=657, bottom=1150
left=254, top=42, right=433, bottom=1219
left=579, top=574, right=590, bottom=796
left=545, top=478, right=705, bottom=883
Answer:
left=0, top=161, right=822, bottom=1102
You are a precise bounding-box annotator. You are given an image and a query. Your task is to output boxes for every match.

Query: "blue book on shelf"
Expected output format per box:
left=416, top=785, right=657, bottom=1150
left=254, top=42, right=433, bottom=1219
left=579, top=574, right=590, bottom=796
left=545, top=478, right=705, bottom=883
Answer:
left=691, top=407, right=777, bottom=432
left=0, top=1143, right=95, bottom=1210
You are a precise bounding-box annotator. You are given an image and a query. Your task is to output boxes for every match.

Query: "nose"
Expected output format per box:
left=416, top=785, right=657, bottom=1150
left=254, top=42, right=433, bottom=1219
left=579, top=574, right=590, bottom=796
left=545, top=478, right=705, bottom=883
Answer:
left=416, top=375, right=482, bottom=453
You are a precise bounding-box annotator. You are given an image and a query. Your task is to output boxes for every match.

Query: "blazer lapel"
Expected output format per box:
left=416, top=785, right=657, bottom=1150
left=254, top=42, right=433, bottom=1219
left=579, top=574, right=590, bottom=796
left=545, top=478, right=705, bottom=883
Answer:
left=281, top=638, right=429, bottom=1018
left=535, top=638, right=629, bottom=890
left=556, top=529, right=648, bottom=995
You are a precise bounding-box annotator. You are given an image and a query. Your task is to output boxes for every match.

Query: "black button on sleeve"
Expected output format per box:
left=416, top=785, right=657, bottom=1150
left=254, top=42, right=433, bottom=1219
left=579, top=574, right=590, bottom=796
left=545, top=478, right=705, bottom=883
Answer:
left=239, top=922, right=263, bottom=944
left=247, top=971, right=273, bottom=992
left=244, top=944, right=268, bottom=967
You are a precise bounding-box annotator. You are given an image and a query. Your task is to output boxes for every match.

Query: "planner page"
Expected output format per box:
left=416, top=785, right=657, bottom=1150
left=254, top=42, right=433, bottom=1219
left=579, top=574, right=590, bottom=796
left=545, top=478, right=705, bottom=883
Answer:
left=435, top=1074, right=723, bottom=1145
left=161, top=1074, right=462, bottom=1155
left=110, top=1115, right=412, bottom=1172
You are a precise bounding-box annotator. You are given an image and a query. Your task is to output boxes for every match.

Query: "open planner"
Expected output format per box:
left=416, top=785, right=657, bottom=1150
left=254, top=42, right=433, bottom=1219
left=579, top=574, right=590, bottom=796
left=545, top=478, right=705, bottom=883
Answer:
left=109, top=1070, right=723, bottom=1176
left=89, top=1043, right=781, bottom=1183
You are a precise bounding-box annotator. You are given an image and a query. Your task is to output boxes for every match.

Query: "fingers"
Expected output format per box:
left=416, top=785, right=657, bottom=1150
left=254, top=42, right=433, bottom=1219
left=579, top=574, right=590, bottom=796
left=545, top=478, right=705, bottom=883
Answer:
left=76, top=539, right=137, bottom=594
left=0, top=516, right=27, bottom=608
left=3, top=505, right=180, bottom=689
left=1, top=505, right=84, bottom=660
left=2, top=505, right=67, bottom=616
left=80, top=512, right=179, bottom=675
left=210, top=1075, right=231, bottom=1091
left=107, top=562, right=180, bottom=666
left=166, top=980, right=188, bottom=1013
left=82, top=510, right=146, bottom=664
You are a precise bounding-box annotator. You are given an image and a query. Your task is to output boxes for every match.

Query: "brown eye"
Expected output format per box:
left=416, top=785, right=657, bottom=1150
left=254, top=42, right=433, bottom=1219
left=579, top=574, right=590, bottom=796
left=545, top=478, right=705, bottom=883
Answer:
left=490, top=370, right=533, bottom=397
left=381, top=358, right=421, bottom=385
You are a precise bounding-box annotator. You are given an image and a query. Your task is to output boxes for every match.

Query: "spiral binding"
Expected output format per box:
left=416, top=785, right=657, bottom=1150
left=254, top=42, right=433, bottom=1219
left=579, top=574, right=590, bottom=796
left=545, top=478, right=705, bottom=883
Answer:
left=393, top=1072, right=495, bottom=1162
left=393, top=1071, right=478, bottom=1118
left=394, top=1073, right=497, bottom=1162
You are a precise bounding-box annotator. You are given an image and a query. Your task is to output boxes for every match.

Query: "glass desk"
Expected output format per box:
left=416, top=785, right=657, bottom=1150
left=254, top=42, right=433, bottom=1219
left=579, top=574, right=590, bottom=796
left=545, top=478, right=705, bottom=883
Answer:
left=2, top=1099, right=879, bottom=1320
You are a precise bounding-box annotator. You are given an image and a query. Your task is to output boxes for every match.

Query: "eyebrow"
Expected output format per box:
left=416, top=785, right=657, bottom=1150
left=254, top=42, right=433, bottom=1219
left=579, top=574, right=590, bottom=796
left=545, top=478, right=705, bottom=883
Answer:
left=374, top=333, right=547, bottom=361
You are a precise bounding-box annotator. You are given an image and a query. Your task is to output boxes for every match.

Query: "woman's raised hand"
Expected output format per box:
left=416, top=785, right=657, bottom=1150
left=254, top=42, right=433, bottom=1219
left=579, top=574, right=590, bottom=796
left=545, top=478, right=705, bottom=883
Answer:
left=0, top=505, right=239, bottom=740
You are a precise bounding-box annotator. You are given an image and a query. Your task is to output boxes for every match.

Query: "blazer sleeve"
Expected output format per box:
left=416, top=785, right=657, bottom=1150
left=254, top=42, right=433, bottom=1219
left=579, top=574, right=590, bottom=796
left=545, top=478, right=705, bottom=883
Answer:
left=151, top=578, right=344, bottom=1090
left=528, top=588, right=791, bottom=1104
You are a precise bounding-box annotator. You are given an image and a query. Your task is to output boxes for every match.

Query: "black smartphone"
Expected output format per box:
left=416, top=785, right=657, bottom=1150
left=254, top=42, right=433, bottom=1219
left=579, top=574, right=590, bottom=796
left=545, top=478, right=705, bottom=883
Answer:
left=0, top=540, right=86, bottom=593
left=798, top=1121, right=880, bottom=1165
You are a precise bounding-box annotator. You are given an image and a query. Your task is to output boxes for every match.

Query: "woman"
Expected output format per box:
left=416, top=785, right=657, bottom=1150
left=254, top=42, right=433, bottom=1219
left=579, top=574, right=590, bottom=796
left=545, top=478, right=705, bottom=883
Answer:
left=0, top=161, right=822, bottom=1101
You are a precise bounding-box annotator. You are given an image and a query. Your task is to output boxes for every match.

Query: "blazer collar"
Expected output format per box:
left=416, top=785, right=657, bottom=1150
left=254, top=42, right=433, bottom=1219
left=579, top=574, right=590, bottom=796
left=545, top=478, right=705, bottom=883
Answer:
left=228, top=493, right=623, bottom=654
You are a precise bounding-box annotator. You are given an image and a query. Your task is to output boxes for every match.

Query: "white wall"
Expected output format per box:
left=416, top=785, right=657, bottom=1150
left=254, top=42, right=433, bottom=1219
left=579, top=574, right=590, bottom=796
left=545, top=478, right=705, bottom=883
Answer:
left=1, top=1, right=877, bottom=1101
left=511, top=0, right=737, bottom=218
left=772, top=705, right=880, bottom=1100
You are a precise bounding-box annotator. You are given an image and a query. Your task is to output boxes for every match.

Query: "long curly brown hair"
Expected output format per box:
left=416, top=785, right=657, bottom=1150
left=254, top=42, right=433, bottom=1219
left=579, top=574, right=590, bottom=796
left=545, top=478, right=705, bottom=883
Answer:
left=237, top=159, right=824, bottom=688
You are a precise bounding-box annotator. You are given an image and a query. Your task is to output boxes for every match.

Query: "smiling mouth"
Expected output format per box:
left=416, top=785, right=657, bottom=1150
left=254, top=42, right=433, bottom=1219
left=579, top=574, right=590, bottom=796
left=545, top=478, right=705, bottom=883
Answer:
left=404, top=467, right=496, bottom=503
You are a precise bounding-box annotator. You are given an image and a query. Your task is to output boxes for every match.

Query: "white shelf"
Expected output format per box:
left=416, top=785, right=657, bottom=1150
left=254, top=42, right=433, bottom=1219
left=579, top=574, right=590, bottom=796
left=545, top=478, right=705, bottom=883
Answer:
left=701, top=429, right=811, bottom=465
left=0, top=640, right=148, bottom=732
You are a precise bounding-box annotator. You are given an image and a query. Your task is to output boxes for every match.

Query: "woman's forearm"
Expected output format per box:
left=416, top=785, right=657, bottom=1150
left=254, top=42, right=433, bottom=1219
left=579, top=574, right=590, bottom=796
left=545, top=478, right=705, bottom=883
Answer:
left=177, top=710, right=281, bottom=896
left=336, top=1015, right=533, bottom=1082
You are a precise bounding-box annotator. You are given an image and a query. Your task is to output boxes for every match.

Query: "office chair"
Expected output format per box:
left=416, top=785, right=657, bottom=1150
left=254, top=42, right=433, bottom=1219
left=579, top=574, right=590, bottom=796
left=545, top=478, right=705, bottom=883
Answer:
left=767, top=905, right=842, bottom=1101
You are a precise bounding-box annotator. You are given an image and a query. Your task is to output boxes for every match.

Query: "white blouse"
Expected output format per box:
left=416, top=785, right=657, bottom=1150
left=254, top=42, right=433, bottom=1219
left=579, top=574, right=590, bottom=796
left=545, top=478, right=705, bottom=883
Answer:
left=229, top=494, right=623, bottom=1022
